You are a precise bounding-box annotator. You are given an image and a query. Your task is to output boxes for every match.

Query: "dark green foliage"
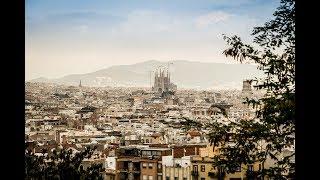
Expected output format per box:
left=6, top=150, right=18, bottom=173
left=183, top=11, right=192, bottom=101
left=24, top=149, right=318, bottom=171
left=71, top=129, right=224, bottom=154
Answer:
left=180, top=117, right=203, bottom=131
left=80, top=163, right=104, bottom=180
left=109, top=1, right=294, bottom=179
left=208, top=0, right=295, bottom=179
left=25, top=146, right=105, bottom=180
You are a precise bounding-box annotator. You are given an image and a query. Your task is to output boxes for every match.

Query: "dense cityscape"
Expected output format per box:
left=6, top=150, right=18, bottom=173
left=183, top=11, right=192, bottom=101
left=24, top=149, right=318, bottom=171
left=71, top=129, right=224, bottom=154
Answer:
left=25, top=69, right=293, bottom=180
left=25, top=0, right=295, bottom=179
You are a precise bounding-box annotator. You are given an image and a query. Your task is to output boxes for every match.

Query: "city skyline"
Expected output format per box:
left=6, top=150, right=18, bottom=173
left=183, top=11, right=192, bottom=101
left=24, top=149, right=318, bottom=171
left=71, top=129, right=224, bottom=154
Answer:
left=24, top=1, right=296, bottom=179
left=27, top=60, right=263, bottom=90
left=26, top=0, right=279, bottom=80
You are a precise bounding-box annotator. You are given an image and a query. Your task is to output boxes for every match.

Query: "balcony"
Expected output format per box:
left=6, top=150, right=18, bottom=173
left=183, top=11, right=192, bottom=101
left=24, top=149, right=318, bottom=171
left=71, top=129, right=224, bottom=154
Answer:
left=191, top=171, right=199, bottom=176
left=119, top=169, right=128, bottom=173
left=118, top=161, right=129, bottom=172
left=128, top=162, right=141, bottom=173
left=131, top=168, right=141, bottom=174
left=119, top=173, right=128, bottom=180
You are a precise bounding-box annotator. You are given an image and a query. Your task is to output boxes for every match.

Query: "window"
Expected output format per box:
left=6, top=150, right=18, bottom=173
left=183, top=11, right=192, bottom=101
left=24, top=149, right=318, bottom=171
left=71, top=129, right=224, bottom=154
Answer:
left=143, top=175, right=147, bottom=180
left=201, top=165, right=205, bottom=172
left=158, top=163, right=162, bottom=169
left=259, top=164, right=262, bottom=171
left=143, top=163, right=147, bottom=168
left=248, top=165, right=254, bottom=171
left=142, top=151, right=147, bottom=156
left=158, top=175, right=162, bottom=180
left=145, top=151, right=152, bottom=156
left=201, top=178, right=205, bottom=180
left=174, top=177, right=178, bottom=180
left=152, top=151, right=161, bottom=156
left=166, top=177, right=170, bottom=180
left=148, top=176, right=153, bottom=180
left=193, top=165, right=198, bottom=171
left=183, top=178, right=187, bottom=180
left=149, top=163, right=153, bottom=169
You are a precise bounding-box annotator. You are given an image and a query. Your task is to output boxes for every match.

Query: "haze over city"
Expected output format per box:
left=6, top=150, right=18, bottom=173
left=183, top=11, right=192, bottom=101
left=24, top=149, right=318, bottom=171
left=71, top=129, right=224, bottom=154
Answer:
left=26, top=0, right=279, bottom=81
left=25, top=1, right=295, bottom=179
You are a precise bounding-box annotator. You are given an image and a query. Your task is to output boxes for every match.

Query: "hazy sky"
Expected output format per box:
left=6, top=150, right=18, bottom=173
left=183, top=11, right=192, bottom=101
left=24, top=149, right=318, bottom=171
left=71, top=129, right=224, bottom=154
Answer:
left=26, top=0, right=279, bottom=80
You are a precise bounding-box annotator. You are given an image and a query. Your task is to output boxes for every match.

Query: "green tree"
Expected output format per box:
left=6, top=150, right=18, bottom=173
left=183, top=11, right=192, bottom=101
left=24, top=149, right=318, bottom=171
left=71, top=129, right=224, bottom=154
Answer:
left=25, top=146, right=105, bottom=180
left=207, top=0, right=295, bottom=179
left=180, top=117, right=203, bottom=132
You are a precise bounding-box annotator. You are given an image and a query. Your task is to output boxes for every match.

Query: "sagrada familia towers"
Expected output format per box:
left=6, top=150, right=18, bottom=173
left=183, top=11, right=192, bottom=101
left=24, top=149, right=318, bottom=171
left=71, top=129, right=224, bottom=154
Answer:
left=152, top=69, right=177, bottom=94
left=242, top=79, right=253, bottom=97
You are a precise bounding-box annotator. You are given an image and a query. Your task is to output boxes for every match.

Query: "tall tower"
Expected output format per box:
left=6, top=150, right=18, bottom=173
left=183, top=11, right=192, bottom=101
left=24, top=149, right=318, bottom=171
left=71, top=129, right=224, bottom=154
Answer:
left=242, top=79, right=253, bottom=97
left=152, top=65, right=177, bottom=94
left=242, top=80, right=252, bottom=92
left=79, top=80, right=82, bottom=87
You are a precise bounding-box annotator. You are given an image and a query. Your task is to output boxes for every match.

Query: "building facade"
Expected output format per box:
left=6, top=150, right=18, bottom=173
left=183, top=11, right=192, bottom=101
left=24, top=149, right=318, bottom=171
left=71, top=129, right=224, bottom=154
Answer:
left=115, top=146, right=171, bottom=180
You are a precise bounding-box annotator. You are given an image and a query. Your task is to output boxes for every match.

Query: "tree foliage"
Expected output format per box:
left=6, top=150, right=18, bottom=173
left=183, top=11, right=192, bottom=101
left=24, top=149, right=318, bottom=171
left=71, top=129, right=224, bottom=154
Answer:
left=25, top=146, right=104, bottom=180
left=180, top=117, right=203, bottom=131
left=207, top=0, right=295, bottom=179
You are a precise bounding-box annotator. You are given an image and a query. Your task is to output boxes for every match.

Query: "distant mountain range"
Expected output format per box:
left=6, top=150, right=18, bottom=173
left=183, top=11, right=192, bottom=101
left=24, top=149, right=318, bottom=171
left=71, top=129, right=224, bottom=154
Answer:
left=29, top=60, right=264, bottom=90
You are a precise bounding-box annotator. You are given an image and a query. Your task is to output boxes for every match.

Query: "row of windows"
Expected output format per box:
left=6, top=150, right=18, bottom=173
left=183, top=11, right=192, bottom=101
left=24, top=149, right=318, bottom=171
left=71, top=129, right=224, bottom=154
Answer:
left=141, top=163, right=162, bottom=169
left=166, top=177, right=203, bottom=180
left=193, top=164, right=261, bottom=172
left=142, top=163, right=153, bottom=169
left=247, top=164, right=262, bottom=171
left=143, top=139, right=152, bottom=143
left=193, top=165, right=206, bottom=172
left=141, top=150, right=162, bottom=156
left=193, top=164, right=262, bottom=173
left=142, top=164, right=261, bottom=179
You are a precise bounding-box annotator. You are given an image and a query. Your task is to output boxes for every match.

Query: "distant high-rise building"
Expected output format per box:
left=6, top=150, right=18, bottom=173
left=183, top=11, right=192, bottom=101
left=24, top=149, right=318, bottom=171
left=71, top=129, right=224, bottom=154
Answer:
left=242, top=79, right=253, bottom=97
left=152, top=69, right=177, bottom=94
left=79, top=80, right=82, bottom=87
